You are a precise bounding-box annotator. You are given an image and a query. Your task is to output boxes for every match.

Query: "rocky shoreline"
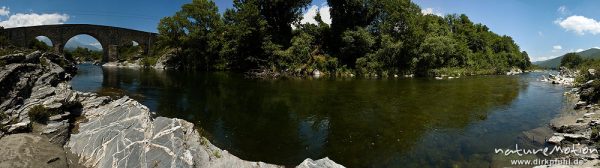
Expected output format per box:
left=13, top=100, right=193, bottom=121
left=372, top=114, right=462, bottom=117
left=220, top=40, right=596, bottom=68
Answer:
left=534, top=68, right=600, bottom=167
left=0, top=51, right=343, bottom=168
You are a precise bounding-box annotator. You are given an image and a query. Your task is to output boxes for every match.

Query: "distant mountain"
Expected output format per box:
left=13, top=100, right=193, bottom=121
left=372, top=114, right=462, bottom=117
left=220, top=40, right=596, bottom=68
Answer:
left=64, top=40, right=102, bottom=51
left=533, top=48, right=600, bottom=69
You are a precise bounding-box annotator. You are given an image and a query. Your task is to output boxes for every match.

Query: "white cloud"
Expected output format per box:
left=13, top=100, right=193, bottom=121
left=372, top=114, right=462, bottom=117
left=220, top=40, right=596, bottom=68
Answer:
left=594, top=46, right=600, bottom=49
left=421, top=8, right=443, bottom=16
left=0, top=11, right=69, bottom=28
left=552, top=45, right=562, bottom=52
left=0, top=6, right=9, bottom=16
left=557, top=6, right=569, bottom=15
left=90, top=42, right=101, bottom=47
left=300, top=5, right=331, bottom=26
left=553, top=45, right=562, bottom=50
left=555, top=15, right=600, bottom=35
left=319, top=6, right=331, bottom=25
left=576, top=48, right=585, bottom=52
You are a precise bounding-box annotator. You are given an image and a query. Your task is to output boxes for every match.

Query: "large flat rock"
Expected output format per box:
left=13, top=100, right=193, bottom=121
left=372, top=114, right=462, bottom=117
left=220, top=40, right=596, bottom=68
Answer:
left=0, top=133, right=82, bottom=168
left=67, top=97, right=284, bottom=168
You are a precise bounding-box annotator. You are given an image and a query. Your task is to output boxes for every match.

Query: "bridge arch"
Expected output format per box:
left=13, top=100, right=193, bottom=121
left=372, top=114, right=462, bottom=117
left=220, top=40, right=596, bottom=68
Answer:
left=34, top=36, right=53, bottom=47
left=0, top=24, right=157, bottom=62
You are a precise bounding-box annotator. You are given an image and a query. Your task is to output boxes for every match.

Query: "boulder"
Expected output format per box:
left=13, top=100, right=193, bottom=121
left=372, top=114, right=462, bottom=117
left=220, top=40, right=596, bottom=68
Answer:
left=313, top=69, right=322, bottom=77
left=563, top=133, right=587, bottom=140
left=41, top=120, right=70, bottom=145
left=0, top=53, right=26, bottom=64
left=153, top=48, right=182, bottom=70
left=24, top=51, right=42, bottom=63
left=297, top=157, right=345, bottom=168
left=547, top=135, right=564, bottom=144
left=7, top=121, right=31, bottom=133
left=553, top=123, right=588, bottom=133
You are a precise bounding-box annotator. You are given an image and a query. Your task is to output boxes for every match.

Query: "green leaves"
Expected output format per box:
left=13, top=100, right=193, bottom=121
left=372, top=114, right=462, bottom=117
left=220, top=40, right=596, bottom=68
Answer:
left=153, top=0, right=531, bottom=76
left=561, top=53, right=583, bottom=69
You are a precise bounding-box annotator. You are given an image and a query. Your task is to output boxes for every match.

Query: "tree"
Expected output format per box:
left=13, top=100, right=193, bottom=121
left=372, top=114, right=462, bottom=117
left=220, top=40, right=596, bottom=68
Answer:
left=561, top=53, right=583, bottom=68
left=339, top=27, right=375, bottom=68
left=29, top=39, right=50, bottom=51
left=221, top=0, right=270, bottom=71
left=151, top=0, right=532, bottom=77
left=157, top=0, right=223, bottom=70
left=258, top=0, right=311, bottom=46
left=65, top=47, right=102, bottom=61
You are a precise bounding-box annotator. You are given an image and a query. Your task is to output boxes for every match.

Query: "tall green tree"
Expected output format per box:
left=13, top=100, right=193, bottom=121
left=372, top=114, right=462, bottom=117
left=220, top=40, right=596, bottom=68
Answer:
left=258, top=0, right=311, bottom=46
left=339, top=27, right=375, bottom=68
left=221, top=0, right=269, bottom=70
left=157, top=0, right=223, bottom=70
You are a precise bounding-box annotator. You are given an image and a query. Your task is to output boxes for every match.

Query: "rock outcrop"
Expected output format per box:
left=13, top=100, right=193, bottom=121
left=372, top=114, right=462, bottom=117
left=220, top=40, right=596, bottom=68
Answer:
left=0, top=51, right=344, bottom=168
left=506, top=67, right=523, bottom=75
left=153, top=48, right=182, bottom=70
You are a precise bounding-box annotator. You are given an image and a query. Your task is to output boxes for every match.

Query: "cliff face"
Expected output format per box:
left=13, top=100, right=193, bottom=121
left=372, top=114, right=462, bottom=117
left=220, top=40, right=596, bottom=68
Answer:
left=0, top=51, right=343, bottom=168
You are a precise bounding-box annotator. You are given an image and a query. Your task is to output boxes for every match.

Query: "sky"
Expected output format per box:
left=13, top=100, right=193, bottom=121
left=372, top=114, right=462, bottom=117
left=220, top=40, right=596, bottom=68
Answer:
left=2, top=0, right=600, bottom=62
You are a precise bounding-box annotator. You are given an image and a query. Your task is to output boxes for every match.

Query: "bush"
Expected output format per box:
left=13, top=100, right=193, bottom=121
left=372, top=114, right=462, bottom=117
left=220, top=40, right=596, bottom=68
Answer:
left=40, top=58, right=49, bottom=66
left=28, top=105, right=50, bottom=123
left=580, top=80, right=600, bottom=103
left=592, top=126, right=600, bottom=141
left=142, top=56, right=158, bottom=67
left=561, top=53, right=583, bottom=69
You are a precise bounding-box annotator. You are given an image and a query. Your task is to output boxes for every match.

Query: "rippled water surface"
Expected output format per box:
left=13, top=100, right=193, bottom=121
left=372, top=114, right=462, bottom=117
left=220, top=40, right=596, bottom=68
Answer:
left=71, top=64, right=567, bottom=167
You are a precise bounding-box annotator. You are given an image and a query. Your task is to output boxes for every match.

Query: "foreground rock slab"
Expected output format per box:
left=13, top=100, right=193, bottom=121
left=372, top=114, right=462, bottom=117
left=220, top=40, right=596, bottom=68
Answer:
left=67, top=96, right=344, bottom=168
left=0, top=133, right=82, bottom=168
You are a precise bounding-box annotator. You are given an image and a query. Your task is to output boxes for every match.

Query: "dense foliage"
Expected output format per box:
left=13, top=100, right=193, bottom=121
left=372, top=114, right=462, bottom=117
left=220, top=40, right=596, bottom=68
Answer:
left=561, top=53, right=583, bottom=69
left=156, top=0, right=531, bottom=76
left=65, top=47, right=103, bottom=62
left=28, top=39, right=51, bottom=51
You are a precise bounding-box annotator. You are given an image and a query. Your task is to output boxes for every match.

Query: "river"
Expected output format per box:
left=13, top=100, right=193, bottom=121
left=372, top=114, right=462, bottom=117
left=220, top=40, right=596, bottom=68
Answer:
left=71, top=64, right=567, bottom=167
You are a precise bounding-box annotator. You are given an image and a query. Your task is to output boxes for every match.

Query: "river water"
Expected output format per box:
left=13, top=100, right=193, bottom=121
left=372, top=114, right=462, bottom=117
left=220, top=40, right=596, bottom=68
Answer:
left=71, top=64, right=568, bottom=167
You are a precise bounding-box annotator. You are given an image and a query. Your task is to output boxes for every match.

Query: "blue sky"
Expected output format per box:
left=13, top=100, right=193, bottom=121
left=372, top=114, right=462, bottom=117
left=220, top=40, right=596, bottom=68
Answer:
left=2, top=0, right=600, bottom=61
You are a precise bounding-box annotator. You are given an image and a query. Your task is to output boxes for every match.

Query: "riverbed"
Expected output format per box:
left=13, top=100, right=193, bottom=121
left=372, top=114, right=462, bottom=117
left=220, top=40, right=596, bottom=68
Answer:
left=70, top=64, right=567, bottom=167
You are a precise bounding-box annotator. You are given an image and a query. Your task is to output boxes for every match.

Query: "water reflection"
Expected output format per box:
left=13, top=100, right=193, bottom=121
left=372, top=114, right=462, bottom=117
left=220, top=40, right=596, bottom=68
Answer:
left=71, top=64, right=566, bottom=167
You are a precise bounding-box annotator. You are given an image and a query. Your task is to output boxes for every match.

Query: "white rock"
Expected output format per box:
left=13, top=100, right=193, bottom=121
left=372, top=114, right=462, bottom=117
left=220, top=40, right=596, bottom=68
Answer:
left=313, top=69, right=321, bottom=77
left=548, top=135, right=564, bottom=144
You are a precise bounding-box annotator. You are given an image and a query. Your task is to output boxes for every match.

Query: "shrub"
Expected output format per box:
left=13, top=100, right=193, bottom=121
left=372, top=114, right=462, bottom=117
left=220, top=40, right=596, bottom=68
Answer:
left=28, top=105, right=50, bottom=123
left=580, top=80, right=600, bottom=103
left=40, top=58, right=49, bottom=66
left=213, top=150, right=221, bottom=158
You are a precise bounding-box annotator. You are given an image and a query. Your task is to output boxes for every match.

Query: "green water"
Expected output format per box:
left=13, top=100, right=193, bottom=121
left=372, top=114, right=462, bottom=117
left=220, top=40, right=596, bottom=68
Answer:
left=71, top=64, right=567, bottom=167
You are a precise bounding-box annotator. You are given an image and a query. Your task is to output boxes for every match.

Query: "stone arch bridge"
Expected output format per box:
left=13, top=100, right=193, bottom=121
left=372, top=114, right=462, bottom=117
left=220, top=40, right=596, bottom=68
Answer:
left=0, top=24, right=158, bottom=62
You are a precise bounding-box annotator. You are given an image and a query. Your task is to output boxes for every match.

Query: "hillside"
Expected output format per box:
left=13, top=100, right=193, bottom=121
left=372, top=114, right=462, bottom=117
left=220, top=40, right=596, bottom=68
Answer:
left=64, top=40, right=102, bottom=51
left=534, top=48, right=600, bottom=68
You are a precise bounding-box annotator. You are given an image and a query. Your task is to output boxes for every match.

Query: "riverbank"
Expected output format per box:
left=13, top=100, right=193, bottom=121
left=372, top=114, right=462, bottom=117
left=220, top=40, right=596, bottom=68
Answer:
left=534, top=68, right=600, bottom=167
left=0, top=51, right=343, bottom=167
